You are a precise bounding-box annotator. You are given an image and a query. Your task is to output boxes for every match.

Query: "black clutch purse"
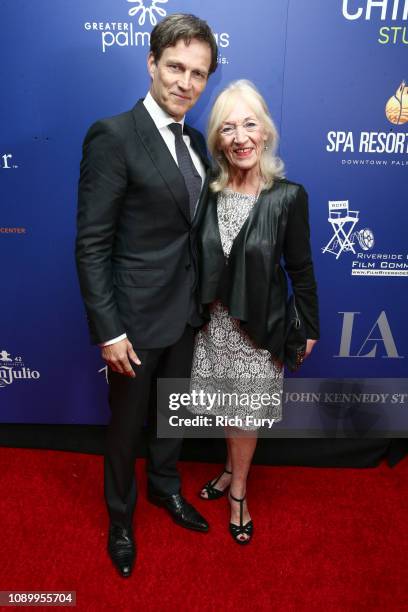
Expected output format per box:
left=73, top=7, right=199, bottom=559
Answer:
left=284, top=295, right=307, bottom=372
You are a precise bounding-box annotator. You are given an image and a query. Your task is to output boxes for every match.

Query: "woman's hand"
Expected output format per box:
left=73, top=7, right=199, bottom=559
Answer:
left=304, top=339, right=318, bottom=359
left=271, top=339, right=317, bottom=369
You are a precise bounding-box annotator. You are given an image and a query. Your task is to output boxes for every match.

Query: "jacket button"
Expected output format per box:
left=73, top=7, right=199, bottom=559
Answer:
left=185, top=263, right=191, bottom=270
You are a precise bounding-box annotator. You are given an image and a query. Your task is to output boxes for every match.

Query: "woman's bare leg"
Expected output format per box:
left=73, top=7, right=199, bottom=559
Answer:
left=199, top=436, right=232, bottom=498
left=226, top=427, right=258, bottom=542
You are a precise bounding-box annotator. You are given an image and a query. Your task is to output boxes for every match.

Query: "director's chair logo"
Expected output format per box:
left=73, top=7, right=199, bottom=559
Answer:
left=127, top=0, right=168, bottom=25
left=322, top=200, right=375, bottom=260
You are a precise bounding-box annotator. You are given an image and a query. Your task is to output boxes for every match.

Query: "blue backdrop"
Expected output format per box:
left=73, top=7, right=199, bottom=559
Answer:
left=1, top=0, right=407, bottom=434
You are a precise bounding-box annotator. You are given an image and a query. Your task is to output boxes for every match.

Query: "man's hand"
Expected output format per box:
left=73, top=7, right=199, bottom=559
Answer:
left=101, top=338, right=141, bottom=377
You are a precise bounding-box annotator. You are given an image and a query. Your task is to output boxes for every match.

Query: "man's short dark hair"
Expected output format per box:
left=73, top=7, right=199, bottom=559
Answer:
left=150, top=13, right=218, bottom=75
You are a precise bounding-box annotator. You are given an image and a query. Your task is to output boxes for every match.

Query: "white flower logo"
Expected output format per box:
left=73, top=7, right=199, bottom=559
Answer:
left=127, top=0, right=168, bottom=26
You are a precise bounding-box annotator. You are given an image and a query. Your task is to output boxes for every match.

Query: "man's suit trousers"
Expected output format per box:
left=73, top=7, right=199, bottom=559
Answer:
left=104, top=325, right=195, bottom=527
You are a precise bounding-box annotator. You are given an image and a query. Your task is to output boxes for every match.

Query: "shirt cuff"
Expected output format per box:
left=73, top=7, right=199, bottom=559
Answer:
left=99, top=333, right=127, bottom=347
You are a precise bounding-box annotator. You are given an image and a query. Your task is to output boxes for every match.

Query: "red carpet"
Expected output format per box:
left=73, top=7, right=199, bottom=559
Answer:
left=0, top=448, right=407, bottom=611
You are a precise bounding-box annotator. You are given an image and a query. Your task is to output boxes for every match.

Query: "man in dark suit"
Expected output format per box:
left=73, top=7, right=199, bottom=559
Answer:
left=76, top=14, right=218, bottom=577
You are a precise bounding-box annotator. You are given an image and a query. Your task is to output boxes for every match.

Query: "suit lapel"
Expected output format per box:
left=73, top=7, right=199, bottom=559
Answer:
left=183, top=124, right=210, bottom=169
left=131, top=100, right=190, bottom=223
left=183, top=124, right=211, bottom=227
left=192, top=170, right=210, bottom=229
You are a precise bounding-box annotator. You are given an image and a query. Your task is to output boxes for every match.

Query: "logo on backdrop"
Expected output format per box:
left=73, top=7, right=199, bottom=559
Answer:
left=386, top=81, right=408, bottom=125
left=0, top=350, right=41, bottom=389
left=1, top=154, right=18, bottom=170
left=322, top=199, right=408, bottom=276
left=0, top=227, right=27, bottom=235
left=335, top=311, right=403, bottom=358
left=322, top=200, right=374, bottom=260
left=326, top=78, right=408, bottom=167
left=83, top=0, right=230, bottom=59
left=341, top=0, right=408, bottom=45
left=98, top=365, right=109, bottom=384
left=127, top=0, right=167, bottom=25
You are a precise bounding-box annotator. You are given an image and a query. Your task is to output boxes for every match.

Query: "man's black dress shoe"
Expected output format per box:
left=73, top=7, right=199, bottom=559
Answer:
left=148, top=492, right=209, bottom=532
left=107, top=524, right=136, bottom=577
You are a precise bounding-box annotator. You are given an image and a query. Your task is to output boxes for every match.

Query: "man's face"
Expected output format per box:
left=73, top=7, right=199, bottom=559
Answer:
left=147, top=38, right=212, bottom=120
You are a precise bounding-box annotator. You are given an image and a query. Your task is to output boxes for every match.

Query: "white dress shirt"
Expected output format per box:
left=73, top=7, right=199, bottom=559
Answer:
left=101, top=91, right=206, bottom=347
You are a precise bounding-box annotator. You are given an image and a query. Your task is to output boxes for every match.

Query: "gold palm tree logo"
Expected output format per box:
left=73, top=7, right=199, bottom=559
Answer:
left=385, top=81, right=408, bottom=125
left=127, top=0, right=168, bottom=26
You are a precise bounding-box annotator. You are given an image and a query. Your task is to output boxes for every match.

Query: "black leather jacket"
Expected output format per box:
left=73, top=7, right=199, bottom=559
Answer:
left=197, top=178, right=320, bottom=362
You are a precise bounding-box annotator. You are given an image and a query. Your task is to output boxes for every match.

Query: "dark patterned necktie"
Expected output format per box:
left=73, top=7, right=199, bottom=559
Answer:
left=168, top=122, right=202, bottom=220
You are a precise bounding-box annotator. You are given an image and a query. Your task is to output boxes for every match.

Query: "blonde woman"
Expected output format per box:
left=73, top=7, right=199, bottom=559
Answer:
left=190, top=80, right=319, bottom=544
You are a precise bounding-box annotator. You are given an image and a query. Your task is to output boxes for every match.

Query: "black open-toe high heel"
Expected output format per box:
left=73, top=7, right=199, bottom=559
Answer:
left=199, top=468, right=232, bottom=500
left=229, top=492, right=253, bottom=545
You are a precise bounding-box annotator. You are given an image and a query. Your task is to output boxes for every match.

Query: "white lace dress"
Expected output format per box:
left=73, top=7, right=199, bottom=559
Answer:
left=190, top=190, right=283, bottom=430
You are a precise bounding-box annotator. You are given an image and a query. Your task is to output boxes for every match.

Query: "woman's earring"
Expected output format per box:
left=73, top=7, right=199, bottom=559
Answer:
left=264, top=144, right=269, bottom=151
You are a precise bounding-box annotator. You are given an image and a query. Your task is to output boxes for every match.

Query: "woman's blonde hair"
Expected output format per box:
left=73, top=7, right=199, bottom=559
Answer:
left=207, top=80, right=285, bottom=192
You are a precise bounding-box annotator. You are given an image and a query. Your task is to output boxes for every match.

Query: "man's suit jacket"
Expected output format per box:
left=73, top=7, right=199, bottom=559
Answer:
left=76, top=99, right=210, bottom=349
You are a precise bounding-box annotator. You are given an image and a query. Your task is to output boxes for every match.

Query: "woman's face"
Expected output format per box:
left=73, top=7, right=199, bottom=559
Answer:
left=217, top=98, right=267, bottom=173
